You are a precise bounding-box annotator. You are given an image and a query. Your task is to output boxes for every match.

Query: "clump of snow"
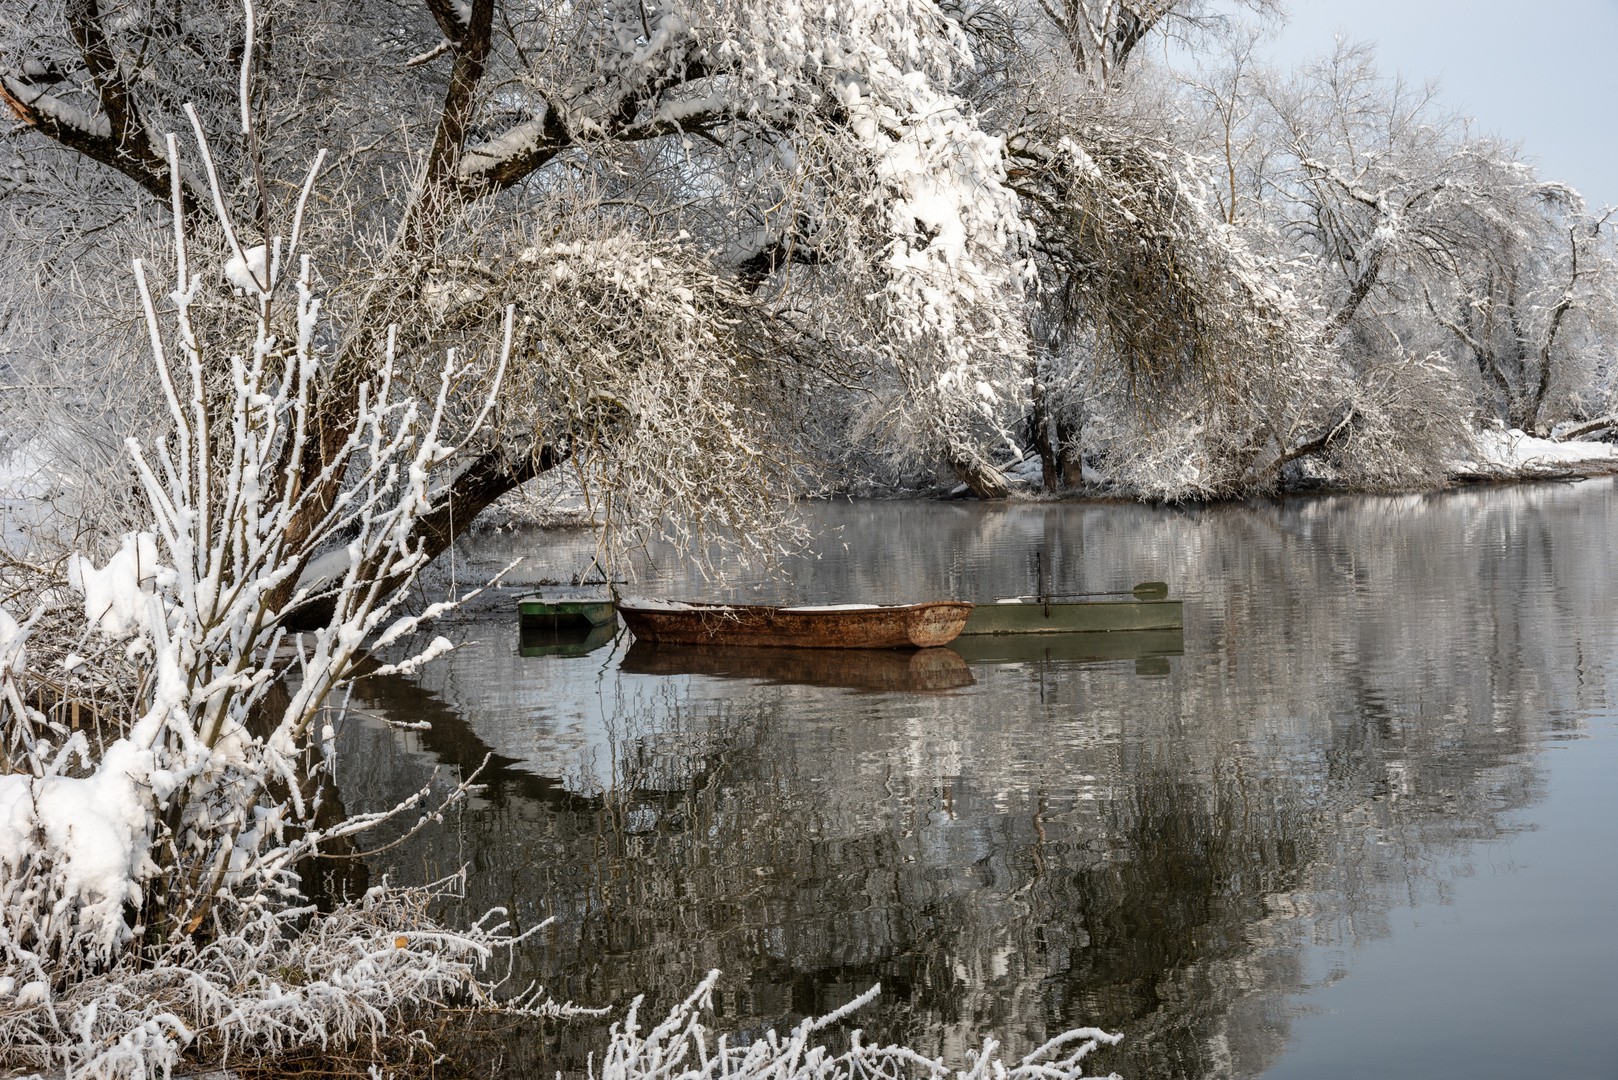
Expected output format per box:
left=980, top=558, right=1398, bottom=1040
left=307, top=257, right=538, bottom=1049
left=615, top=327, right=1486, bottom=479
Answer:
left=67, top=531, right=170, bottom=638
left=1004, top=457, right=1045, bottom=486
left=224, top=244, right=268, bottom=293
left=0, top=739, right=157, bottom=958
left=0, top=607, right=24, bottom=677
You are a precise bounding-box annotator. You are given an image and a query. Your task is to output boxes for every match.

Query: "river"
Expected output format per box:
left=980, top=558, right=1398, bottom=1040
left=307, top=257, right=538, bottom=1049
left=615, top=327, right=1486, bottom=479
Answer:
left=334, top=478, right=1618, bottom=1079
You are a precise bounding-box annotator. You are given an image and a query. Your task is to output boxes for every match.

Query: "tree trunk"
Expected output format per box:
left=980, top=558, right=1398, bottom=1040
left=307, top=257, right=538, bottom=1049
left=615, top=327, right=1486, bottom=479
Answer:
left=1029, top=385, right=1058, bottom=491
left=1054, top=416, right=1084, bottom=488
left=949, top=457, right=1011, bottom=499
left=1555, top=413, right=1617, bottom=442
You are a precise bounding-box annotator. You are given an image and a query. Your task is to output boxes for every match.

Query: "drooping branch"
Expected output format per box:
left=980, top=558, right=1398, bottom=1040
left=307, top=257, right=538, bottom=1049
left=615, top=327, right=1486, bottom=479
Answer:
left=1252, top=400, right=1356, bottom=487
left=454, top=61, right=722, bottom=196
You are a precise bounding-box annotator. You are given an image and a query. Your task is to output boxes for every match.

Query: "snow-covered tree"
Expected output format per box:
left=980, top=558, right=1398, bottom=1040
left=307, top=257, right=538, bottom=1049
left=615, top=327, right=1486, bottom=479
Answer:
left=4, top=0, right=1614, bottom=518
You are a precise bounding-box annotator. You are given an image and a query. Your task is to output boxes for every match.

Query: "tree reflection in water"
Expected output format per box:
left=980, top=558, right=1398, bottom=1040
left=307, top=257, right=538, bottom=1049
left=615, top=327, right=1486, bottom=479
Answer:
left=332, top=480, right=1617, bottom=1080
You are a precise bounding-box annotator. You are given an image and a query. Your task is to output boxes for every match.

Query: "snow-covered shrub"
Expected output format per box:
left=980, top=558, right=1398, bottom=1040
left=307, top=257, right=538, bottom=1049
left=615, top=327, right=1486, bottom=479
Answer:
left=0, top=872, right=591, bottom=1077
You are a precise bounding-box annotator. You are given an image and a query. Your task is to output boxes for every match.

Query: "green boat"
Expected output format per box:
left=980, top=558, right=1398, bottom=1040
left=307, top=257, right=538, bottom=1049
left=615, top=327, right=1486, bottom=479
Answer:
left=516, top=590, right=618, bottom=630
left=951, top=627, right=1183, bottom=664
left=959, top=582, right=1182, bottom=635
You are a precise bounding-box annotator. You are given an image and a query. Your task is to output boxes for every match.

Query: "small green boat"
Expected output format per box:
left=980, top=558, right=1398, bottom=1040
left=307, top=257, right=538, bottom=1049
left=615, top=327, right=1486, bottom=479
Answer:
left=959, top=582, right=1182, bottom=635
left=516, top=590, right=618, bottom=630
left=951, top=627, right=1183, bottom=664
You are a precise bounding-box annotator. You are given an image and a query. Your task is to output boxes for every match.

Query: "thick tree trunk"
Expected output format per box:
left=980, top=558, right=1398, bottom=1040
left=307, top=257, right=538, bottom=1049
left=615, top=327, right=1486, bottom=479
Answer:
left=949, top=457, right=1011, bottom=500
left=1555, top=413, right=1618, bottom=441
left=1315, top=252, right=1385, bottom=349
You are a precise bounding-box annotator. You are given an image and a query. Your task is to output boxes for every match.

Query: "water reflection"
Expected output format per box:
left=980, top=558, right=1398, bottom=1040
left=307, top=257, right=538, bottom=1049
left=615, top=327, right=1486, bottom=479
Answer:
left=337, top=479, right=1618, bottom=1079
left=519, top=620, right=619, bottom=658
left=621, top=641, right=976, bottom=692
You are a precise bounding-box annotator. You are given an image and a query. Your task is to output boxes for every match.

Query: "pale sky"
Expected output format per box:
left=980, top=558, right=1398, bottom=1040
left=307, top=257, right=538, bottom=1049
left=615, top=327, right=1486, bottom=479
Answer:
left=1262, top=0, right=1618, bottom=211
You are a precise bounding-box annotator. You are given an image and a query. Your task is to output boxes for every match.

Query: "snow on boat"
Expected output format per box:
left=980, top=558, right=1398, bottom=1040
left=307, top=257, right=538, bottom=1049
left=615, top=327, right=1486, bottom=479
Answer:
left=616, top=598, right=974, bottom=649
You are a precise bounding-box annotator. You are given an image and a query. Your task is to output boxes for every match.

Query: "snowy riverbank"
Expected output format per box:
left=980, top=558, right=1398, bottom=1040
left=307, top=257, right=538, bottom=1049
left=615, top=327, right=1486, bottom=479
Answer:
left=982, top=425, right=1618, bottom=499
left=1448, top=426, right=1618, bottom=481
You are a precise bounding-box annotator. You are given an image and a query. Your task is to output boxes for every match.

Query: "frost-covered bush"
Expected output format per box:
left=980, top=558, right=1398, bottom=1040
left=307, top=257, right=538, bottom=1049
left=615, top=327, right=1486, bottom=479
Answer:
left=0, top=875, right=589, bottom=1077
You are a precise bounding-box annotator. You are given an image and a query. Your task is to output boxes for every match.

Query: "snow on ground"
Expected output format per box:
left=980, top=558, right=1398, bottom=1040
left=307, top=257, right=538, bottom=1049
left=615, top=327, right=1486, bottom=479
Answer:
left=1005, top=456, right=1044, bottom=485
left=481, top=466, right=603, bottom=528
left=1454, top=427, right=1618, bottom=478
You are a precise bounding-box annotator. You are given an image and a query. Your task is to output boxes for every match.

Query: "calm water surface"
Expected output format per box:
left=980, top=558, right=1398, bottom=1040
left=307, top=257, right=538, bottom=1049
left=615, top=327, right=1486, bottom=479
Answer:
left=338, top=479, right=1618, bottom=1079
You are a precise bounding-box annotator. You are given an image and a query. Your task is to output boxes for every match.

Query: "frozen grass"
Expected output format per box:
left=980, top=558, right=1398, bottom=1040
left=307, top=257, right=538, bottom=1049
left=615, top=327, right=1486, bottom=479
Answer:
left=590, top=972, right=1121, bottom=1080
left=0, top=879, right=597, bottom=1078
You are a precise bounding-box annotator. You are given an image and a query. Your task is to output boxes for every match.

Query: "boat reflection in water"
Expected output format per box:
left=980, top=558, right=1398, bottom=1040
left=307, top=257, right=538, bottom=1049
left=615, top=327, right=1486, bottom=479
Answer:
left=518, top=618, right=618, bottom=658
left=621, top=639, right=976, bottom=692
left=951, top=626, right=1184, bottom=676
left=621, top=628, right=1184, bottom=689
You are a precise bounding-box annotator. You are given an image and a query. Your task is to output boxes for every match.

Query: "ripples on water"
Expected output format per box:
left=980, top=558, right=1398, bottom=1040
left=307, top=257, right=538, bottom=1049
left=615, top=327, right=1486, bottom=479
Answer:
left=335, top=479, right=1618, bottom=1079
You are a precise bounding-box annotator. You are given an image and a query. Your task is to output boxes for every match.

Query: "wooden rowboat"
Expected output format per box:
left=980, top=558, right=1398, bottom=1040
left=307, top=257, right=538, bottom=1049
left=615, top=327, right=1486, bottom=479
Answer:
left=616, top=598, right=974, bottom=649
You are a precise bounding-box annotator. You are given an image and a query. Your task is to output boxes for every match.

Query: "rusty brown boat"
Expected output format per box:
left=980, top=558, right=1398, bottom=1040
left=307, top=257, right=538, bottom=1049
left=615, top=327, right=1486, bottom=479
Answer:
left=615, top=598, right=974, bottom=649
